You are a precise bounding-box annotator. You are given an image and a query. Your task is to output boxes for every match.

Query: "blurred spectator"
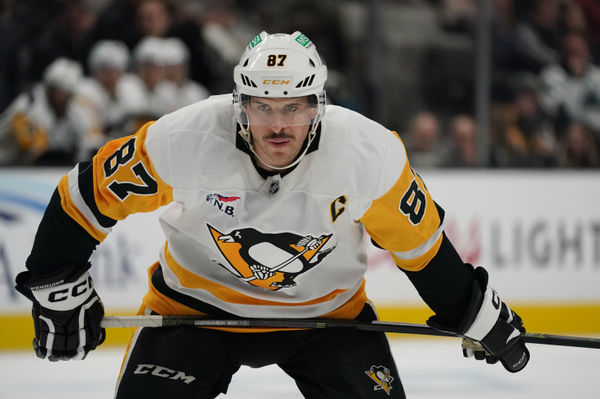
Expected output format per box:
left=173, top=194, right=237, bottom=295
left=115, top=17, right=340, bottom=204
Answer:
left=538, top=32, right=600, bottom=137
left=492, top=0, right=517, bottom=71
left=92, top=0, right=169, bottom=48
left=90, top=0, right=138, bottom=47
left=139, top=0, right=218, bottom=91
left=136, top=0, right=170, bottom=38
left=558, top=0, right=599, bottom=62
left=28, top=0, right=97, bottom=80
left=198, top=1, right=258, bottom=93
left=77, top=40, right=146, bottom=139
left=403, top=111, right=447, bottom=168
left=491, top=0, right=529, bottom=102
left=92, top=0, right=214, bottom=90
left=559, top=1, right=587, bottom=37
left=503, top=75, right=557, bottom=167
left=444, top=114, right=479, bottom=167
left=0, top=0, right=24, bottom=112
left=574, top=0, right=600, bottom=62
left=259, top=1, right=354, bottom=107
left=438, top=0, right=477, bottom=34
left=262, top=0, right=348, bottom=73
left=512, top=0, right=561, bottom=73
left=557, top=120, right=599, bottom=168
left=162, top=37, right=210, bottom=110
left=0, top=58, right=103, bottom=165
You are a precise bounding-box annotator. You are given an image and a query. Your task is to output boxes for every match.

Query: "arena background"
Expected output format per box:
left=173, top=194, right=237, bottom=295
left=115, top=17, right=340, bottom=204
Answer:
left=1, top=0, right=599, bottom=349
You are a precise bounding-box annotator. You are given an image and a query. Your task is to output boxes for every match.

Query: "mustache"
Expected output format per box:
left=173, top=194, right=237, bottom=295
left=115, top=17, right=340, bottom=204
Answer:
left=264, top=132, right=294, bottom=140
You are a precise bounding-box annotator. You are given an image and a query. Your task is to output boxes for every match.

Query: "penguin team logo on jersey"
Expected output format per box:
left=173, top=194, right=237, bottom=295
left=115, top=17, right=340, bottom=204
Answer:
left=365, top=365, right=394, bottom=395
left=206, top=193, right=241, bottom=217
left=207, top=224, right=335, bottom=290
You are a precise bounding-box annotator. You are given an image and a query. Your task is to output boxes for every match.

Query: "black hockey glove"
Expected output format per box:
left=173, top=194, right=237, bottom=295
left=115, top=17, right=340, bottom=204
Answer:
left=15, top=262, right=105, bottom=361
left=427, top=266, right=530, bottom=373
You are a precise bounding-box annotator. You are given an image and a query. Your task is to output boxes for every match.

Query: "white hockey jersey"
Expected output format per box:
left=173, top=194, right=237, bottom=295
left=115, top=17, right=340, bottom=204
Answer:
left=58, top=94, right=444, bottom=323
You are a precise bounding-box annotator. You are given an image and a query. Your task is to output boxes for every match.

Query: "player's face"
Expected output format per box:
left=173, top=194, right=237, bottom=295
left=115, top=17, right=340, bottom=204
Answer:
left=246, top=96, right=316, bottom=171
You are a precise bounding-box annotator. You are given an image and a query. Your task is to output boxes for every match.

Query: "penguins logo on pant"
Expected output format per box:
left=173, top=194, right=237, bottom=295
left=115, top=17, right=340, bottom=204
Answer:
left=208, top=224, right=335, bottom=290
left=365, top=365, right=394, bottom=395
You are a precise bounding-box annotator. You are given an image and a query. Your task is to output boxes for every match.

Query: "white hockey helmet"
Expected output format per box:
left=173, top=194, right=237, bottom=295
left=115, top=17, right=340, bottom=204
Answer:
left=233, top=31, right=327, bottom=170
left=88, top=40, right=130, bottom=73
left=133, top=37, right=167, bottom=67
left=43, top=57, right=83, bottom=93
left=162, top=37, right=189, bottom=66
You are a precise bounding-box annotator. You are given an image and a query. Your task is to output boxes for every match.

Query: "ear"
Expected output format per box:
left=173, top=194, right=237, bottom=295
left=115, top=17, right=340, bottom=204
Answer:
left=309, top=105, right=318, bottom=119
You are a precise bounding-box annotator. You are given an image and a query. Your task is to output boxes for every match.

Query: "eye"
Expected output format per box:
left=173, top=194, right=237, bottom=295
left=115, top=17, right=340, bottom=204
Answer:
left=285, top=104, right=298, bottom=112
left=257, top=104, right=271, bottom=112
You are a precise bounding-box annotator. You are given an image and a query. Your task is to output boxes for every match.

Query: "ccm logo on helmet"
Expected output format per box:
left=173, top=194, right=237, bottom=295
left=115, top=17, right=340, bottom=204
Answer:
left=48, top=276, right=92, bottom=302
left=263, top=79, right=290, bottom=85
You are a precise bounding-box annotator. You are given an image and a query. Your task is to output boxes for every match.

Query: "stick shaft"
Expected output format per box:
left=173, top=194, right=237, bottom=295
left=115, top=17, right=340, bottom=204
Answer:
left=100, top=316, right=600, bottom=349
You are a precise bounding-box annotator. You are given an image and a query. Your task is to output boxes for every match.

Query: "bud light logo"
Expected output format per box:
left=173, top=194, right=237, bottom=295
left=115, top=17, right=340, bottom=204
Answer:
left=206, top=193, right=240, bottom=217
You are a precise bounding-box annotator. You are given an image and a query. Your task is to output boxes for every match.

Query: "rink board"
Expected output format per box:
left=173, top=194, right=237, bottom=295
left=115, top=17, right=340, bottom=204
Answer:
left=1, top=168, right=599, bottom=349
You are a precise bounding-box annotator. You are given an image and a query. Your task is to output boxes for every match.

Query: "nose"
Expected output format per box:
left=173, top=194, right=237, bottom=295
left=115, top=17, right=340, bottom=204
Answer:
left=267, top=115, right=290, bottom=133
left=268, top=124, right=285, bottom=134
left=267, top=112, right=290, bottom=129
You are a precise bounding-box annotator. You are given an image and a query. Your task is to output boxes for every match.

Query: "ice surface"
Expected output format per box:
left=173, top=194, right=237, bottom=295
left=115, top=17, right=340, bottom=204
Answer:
left=0, top=338, right=598, bottom=398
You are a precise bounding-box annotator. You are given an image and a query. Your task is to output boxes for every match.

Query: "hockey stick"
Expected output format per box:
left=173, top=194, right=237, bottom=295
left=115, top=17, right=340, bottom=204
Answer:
left=241, top=247, right=310, bottom=282
left=100, top=316, right=600, bottom=349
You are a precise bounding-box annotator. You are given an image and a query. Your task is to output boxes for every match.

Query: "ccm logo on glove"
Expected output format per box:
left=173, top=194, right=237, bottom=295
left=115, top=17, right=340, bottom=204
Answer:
left=30, top=272, right=94, bottom=311
left=47, top=278, right=91, bottom=302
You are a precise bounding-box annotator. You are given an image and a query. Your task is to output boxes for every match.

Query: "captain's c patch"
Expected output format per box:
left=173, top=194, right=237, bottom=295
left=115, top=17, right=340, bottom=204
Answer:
left=330, top=195, right=347, bottom=222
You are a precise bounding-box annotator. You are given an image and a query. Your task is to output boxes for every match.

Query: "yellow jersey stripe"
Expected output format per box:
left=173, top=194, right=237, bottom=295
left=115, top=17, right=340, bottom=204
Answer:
left=163, top=243, right=350, bottom=307
left=392, top=233, right=444, bottom=272
left=66, top=164, right=113, bottom=236
left=142, top=262, right=368, bottom=332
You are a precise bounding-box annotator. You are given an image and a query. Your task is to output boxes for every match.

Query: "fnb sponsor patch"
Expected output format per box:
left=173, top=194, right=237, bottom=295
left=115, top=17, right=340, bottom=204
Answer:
left=206, top=193, right=240, bottom=217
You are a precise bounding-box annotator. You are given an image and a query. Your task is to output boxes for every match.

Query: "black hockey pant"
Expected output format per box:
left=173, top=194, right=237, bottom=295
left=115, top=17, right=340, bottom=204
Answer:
left=114, top=305, right=406, bottom=398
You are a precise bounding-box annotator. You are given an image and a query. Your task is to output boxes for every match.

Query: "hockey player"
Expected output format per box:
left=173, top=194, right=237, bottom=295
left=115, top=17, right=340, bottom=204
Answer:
left=15, top=32, right=529, bottom=398
left=77, top=40, right=147, bottom=139
left=162, top=37, right=211, bottom=110
left=0, top=58, right=103, bottom=165
left=128, top=37, right=179, bottom=121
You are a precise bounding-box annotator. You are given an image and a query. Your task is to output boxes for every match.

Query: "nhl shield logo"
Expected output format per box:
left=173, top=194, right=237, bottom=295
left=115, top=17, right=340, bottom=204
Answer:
left=365, top=365, right=394, bottom=395
left=208, top=224, right=335, bottom=290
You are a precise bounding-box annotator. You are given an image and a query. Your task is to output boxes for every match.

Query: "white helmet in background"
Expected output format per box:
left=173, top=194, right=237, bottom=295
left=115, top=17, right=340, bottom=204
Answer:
left=88, top=40, right=130, bottom=73
left=162, top=37, right=189, bottom=66
left=233, top=31, right=327, bottom=170
left=43, top=57, right=83, bottom=93
left=133, top=37, right=167, bottom=67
